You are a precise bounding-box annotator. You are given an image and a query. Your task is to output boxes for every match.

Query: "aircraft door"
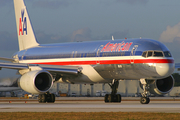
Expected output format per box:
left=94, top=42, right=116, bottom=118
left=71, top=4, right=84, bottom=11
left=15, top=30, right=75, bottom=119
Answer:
left=130, top=45, right=138, bottom=64
left=20, top=50, right=27, bottom=61
left=96, top=45, right=104, bottom=64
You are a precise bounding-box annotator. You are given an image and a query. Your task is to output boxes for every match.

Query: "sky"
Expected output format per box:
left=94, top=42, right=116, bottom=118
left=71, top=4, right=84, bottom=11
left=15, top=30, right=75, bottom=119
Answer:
left=0, top=0, right=180, bottom=77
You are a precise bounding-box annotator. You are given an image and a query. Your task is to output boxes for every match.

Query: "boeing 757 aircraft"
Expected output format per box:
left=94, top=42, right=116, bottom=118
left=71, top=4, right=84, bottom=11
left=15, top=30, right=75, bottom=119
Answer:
left=0, top=0, right=176, bottom=104
left=0, top=77, right=20, bottom=92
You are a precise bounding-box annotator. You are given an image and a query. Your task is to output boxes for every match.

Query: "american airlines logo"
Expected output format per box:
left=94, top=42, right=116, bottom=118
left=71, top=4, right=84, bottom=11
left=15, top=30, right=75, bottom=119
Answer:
left=101, top=41, right=133, bottom=52
left=19, top=9, right=27, bottom=35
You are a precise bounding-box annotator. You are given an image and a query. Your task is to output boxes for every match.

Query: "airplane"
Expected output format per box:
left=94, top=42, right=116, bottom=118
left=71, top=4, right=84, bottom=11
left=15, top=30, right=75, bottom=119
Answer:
left=0, top=77, right=20, bottom=92
left=0, top=77, right=20, bottom=97
left=0, top=0, right=176, bottom=104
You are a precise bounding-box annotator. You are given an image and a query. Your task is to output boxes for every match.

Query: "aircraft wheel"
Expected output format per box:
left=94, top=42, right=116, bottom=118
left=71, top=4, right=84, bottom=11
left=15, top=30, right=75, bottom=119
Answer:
left=50, top=94, right=55, bottom=103
left=104, top=94, right=109, bottom=103
left=104, top=94, right=121, bottom=103
left=116, top=94, right=121, bottom=103
left=38, top=94, right=47, bottom=103
left=47, top=93, right=55, bottom=103
left=41, top=94, right=47, bottom=103
left=140, top=97, right=150, bottom=104
left=38, top=94, right=42, bottom=103
left=108, top=94, right=113, bottom=102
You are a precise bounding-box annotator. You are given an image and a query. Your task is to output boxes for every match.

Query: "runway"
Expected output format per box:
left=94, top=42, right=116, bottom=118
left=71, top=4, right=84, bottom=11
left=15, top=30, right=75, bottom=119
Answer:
left=0, top=100, right=180, bottom=113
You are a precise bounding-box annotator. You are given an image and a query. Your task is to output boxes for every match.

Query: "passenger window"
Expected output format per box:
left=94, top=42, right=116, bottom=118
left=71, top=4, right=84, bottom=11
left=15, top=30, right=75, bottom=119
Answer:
left=164, top=51, right=172, bottom=57
left=147, top=51, right=153, bottom=57
left=154, top=51, right=163, bottom=57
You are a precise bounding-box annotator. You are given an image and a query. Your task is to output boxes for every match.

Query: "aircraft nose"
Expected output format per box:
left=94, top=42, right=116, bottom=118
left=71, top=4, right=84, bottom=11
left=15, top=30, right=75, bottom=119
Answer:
left=156, top=63, right=175, bottom=77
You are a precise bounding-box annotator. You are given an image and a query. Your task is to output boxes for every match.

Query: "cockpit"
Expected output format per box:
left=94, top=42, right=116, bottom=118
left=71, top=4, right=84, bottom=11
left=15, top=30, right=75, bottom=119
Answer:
left=142, top=51, right=172, bottom=58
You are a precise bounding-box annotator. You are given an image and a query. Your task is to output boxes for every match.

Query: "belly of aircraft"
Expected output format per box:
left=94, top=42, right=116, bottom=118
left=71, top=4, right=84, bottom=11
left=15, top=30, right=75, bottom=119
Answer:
left=61, top=63, right=160, bottom=84
left=93, top=63, right=159, bottom=80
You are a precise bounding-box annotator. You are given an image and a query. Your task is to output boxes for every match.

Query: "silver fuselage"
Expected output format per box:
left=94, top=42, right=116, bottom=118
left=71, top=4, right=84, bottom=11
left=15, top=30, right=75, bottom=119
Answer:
left=13, top=38, right=175, bottom=83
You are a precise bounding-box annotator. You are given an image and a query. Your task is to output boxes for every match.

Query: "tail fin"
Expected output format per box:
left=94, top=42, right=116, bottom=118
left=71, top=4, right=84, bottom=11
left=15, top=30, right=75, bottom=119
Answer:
left=13, top=0, right=39, bottom=51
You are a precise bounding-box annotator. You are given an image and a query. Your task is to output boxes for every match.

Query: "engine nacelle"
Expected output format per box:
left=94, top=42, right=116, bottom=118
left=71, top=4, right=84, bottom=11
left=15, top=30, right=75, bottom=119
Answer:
left=18, top=70, right=53, bottom=94
left=140, top=75, right=174, bottom=95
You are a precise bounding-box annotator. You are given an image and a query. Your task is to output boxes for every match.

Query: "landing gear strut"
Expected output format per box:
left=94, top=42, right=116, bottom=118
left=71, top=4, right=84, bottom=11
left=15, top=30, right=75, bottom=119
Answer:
left=140, top=79, right=150, bottom=104
left=38, top=92, right=55, bottom=103
left=104, top=79, right=121, bottom=103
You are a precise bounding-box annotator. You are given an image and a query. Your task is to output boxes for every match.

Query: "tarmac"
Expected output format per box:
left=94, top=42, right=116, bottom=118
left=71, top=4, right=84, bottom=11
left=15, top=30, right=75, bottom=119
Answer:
left=0, top=97, right=180, bottom=113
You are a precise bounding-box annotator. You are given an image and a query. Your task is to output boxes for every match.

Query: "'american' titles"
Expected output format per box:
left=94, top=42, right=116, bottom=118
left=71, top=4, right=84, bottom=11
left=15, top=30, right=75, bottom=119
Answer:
left=101, top=41, right=133, bottom=52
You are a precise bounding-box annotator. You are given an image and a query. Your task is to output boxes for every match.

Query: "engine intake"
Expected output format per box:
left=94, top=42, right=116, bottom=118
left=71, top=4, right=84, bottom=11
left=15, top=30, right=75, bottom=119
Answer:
left=18, top=70, right=53, bottom=94
left=151, top=75, right=174, bottom=95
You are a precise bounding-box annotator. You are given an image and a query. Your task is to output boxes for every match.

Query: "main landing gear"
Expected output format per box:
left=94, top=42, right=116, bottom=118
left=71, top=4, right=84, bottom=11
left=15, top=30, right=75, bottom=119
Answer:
left=38, top=92, right=55, bottom=103
left=140, top=79, right=150, bottom=104
left=104, top=80, right=121, bottom=103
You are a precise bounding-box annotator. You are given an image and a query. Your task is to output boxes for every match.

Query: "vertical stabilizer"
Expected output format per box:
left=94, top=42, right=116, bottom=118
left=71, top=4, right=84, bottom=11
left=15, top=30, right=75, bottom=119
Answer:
left=14, top=0, right=39, bottom=51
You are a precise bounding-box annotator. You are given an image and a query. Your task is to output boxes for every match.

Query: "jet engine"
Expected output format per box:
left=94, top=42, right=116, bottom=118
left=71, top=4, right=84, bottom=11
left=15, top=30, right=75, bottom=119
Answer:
left=140, top=75, right=174, bottom=95
left=18, top=70, right=53, bottom=94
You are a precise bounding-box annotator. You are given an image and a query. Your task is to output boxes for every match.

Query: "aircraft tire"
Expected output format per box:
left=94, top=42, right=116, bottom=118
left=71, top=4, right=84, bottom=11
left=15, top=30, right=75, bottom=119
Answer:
left=104, top=94, right=109, bottom=103
left=38, top=94, right=42, bottom=103
left=108, top=94, right=113, bottom=102
left=41, top=94, right=47, bottom=103
left=116, top=94, right=121, bottom=103
left=46, top=93, right=55, bottom=103
left=50, top=94, right=55, bottom=103
left=104, top=94, right=122, bottom=103
left=38, top=94, right=47, bottom=103
left=140, top=97, right=150, bottom=104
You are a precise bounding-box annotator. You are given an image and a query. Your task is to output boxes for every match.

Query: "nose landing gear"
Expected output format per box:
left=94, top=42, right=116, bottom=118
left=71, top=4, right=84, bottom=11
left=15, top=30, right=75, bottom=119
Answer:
left=140, top=97, right=150, bottom=104
left=140, top=79, right=150, bottom=104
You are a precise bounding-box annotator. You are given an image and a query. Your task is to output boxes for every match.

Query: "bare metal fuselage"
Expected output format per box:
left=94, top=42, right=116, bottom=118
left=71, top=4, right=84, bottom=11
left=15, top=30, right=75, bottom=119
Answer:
left=13, top=38, right=175, bottom=83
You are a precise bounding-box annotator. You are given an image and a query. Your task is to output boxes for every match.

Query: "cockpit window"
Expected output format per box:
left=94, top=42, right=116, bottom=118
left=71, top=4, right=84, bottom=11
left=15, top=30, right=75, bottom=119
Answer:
left=142, top=51, right=164, bottom=57
left=147, top=51, right=153, bottom=57
left=164, top=51, right=172, bottom=57
left=153, top=51, right=163, bottom=57
left=142, top=51, right=147, bottom=57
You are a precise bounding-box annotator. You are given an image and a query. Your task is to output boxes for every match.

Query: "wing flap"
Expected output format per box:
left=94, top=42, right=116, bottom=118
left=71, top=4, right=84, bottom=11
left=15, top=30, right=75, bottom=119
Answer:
left=39, top=65, right=81, bottom=76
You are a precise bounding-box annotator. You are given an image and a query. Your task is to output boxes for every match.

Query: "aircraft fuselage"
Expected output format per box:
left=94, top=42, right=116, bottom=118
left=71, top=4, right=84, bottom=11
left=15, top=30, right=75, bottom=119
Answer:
left=12, top=38, right=174, bottom=83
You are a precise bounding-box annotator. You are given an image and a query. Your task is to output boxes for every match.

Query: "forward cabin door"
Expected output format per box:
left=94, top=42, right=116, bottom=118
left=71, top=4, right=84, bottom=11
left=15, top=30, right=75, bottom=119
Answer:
left=96, top=45, right=104, bottom=64
left=130, top=45, right=138, bottom=64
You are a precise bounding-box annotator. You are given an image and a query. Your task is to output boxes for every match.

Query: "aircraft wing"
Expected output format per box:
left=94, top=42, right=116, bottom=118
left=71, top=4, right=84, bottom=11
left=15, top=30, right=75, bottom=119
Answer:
left=0, top=62, right=81, bottom=76
left=0, top=87, right=21, bottom=92
left=0, top=57, right=15, bottom=62
left=39, top=64, right=82, bottom=76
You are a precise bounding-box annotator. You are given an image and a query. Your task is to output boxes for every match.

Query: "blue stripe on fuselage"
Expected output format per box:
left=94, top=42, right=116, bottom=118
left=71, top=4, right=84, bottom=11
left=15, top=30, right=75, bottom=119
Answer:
left=21, top=51, right=143, bottom=60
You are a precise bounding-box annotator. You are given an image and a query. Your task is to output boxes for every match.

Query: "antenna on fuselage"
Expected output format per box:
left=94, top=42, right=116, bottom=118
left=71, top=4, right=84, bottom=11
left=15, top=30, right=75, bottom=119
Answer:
left=112, top=36, right=114, bottom=41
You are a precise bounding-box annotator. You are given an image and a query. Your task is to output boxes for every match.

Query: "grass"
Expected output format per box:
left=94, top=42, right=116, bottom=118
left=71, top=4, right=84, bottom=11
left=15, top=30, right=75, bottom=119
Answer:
left=0, top=112, right=180, bottom=120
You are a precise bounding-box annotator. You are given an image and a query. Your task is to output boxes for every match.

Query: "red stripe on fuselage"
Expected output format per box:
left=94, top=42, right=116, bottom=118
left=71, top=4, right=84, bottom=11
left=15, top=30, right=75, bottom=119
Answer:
left=134, top=59, right=174, bottom=64
left=31, top=59, right=174, bottom=65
